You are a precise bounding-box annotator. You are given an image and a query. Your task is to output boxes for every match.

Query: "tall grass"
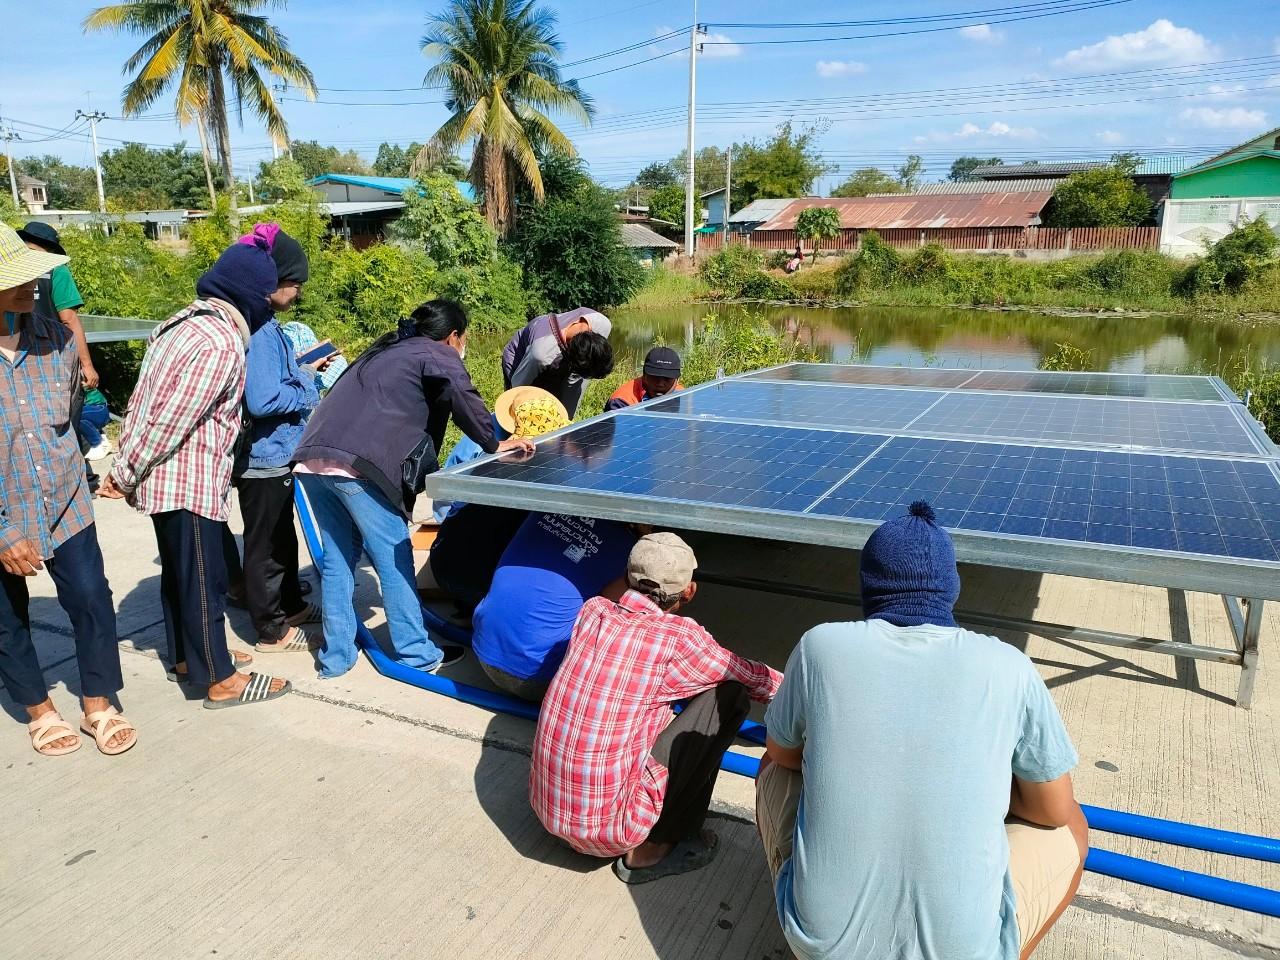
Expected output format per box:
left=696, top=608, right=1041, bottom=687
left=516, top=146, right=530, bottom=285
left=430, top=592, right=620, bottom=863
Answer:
left=623, top=265, right=707, bottom=309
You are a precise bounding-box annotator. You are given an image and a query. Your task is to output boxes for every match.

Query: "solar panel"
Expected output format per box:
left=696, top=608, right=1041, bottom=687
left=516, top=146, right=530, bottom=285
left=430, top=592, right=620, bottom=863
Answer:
left=427, top=365, right=1280, bottom=601
left=638, top=379, right=1264, bottom=457
left=747, top=363, right=1229, bottom=402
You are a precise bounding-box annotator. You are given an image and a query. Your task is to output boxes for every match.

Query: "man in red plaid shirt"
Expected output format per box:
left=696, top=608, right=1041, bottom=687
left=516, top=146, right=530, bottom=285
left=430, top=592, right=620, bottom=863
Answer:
left=530, top=532, right=781, bottom=884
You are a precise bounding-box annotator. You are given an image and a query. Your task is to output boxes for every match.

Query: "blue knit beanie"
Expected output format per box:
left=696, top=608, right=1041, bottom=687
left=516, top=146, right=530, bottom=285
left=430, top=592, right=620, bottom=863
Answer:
left=195, top=237, right=278, bottom=331
left=860, top=500, right=961, bottom=628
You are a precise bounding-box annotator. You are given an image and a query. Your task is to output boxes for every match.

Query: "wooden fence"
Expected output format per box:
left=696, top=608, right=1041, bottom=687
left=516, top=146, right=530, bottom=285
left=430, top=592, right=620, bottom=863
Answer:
left=697, top=225, right=1159, bottom=254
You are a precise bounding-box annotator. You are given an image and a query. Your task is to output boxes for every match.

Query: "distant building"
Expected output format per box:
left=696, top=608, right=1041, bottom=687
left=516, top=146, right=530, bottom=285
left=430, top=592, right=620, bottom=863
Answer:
left=1161, top=128, right=1280, bottom=256
left=24, top=209, right=207, bottom=241
left=727, top=198, right=797, bottom=235
left=756, top=191, right=1054, bottom=233
left=304, top=173, right=477, bottom=247
left=702, top=187, right=727, bottom=230
left=972, top=157, right=1189, bottom=208
left=618, top=222, right=679, bottom=267
left=18, top=175, right=48, bottom=213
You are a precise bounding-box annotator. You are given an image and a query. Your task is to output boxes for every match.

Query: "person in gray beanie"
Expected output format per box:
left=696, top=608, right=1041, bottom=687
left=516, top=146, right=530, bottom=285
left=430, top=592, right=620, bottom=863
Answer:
left=755, top=501, right=1088, bottom=960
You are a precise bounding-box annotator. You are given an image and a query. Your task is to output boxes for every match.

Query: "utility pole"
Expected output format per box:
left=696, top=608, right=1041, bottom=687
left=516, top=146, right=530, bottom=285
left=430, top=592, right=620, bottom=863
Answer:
left=77, top=110, right=108, bottom=212
left=2, top=124, right=19, bottom=208
left=683, top=2, right=701, bottom=260
left=723, top=146, right=732, bottom=241
left=246, top=173, right=255, bottom=205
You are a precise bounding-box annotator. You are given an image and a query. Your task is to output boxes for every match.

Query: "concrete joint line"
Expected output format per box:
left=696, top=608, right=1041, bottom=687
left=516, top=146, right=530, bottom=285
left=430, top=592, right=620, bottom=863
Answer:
left=1073, top=891, right=1280, bottom=958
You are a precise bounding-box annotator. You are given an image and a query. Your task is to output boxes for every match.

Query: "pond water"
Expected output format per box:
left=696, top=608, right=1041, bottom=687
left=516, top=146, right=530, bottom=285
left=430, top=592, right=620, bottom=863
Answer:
left=609, top=303, right=1280, bottom=374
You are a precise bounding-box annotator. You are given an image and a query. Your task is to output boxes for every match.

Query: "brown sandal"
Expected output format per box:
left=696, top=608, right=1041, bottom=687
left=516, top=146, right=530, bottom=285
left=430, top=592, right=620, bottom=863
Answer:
left=28, top=712, right=82, bottom=757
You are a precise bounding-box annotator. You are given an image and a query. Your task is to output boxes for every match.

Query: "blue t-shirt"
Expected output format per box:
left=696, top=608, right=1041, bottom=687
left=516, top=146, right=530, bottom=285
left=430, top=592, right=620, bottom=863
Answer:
left=765, top=619, right=1077, bottom=960
left=472, top=513, right=636, bottom=682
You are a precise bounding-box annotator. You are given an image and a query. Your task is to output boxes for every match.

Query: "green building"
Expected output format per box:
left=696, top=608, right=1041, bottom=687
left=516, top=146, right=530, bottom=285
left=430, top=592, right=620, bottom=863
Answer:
left=1171, top=127, right=1280, bottom=199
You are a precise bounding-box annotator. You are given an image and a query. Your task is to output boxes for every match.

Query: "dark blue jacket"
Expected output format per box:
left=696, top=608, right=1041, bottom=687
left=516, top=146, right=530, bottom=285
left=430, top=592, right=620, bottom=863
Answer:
left=293, top=337, right=497, bottom=515
left=241, top=319, right=319, bottom=471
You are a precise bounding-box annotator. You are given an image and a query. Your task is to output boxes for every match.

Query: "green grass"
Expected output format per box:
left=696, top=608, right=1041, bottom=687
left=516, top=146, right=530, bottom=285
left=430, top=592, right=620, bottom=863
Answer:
left=623, top=265, right=707, bottom=309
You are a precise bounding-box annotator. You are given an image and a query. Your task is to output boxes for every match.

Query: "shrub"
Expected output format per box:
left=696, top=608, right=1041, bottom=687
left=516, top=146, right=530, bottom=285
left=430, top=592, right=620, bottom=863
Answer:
left=390, top=173, right=496, bottom=269
left=1038, top=342, right=1095, bottom=372
left=435, top=254, right=532, bottom=336
left=737, top=271, right=796, bottom=301
left=1182, top=218, right=1279, bottom=296
left=765, top=249, right=792, bottom=270
left=834, top=231, right=901, bottom=295
left=784, top=264, right=839, bottom=300
left=1079, top=250, right=1176, bottom=297
left=899, top=243, right=953, bottom=285
left=698, top=243, right=764, bottom=297
left=1225, top=358, right=1280, bottom=443
left=680, top=307, right=819, bottom=384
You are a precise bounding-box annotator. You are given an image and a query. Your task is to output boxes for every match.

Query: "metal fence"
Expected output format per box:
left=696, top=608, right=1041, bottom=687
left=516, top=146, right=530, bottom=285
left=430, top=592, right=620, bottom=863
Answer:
left=697, top=225, right=1160, bottom=254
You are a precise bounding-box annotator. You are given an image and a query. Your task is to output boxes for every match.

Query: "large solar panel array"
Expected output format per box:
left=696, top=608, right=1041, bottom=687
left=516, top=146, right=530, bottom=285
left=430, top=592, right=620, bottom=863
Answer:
left=427, top=363, right=1280, bottom=599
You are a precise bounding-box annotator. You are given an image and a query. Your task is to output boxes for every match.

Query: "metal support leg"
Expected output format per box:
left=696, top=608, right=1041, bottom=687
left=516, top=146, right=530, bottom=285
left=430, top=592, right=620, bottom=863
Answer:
left=1236, top=598, right=1264, bottom=709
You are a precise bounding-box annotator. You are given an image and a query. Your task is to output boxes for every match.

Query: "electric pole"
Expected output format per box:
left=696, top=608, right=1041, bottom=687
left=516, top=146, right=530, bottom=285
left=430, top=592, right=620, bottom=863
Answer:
left=683, top=3, right=701, bottom=260
left=2, top=124, right=19, bottom=207
left=724, top=146, right=732, bottom=241
left=77, top=110, right=108, bottom=212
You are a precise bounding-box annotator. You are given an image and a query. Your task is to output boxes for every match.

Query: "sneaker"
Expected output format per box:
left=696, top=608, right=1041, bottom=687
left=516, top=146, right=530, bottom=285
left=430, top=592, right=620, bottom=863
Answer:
left=85, top=439, right=113, bottom=461
left=426, top=645, right=467, bottom=673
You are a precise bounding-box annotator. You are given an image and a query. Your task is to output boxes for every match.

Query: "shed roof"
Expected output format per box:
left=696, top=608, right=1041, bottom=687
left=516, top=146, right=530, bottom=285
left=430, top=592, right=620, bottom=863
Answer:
left=758, top=191, right=1053, bottom=231
left=973, top=157, right=1190, bottom=179
left=17, top=174, right=47, bottom=187
left=872, top=178, right=1064, bottom=196
left=728, top=198, right=797, bottom=224
left=307, top=173, right=477, bottom=203
left=618, top=222, right=679, bottom=249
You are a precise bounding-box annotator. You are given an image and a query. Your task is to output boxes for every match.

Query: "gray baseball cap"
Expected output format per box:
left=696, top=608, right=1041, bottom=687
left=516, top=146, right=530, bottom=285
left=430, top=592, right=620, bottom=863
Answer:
left=627, top=532, right=697, bottom=599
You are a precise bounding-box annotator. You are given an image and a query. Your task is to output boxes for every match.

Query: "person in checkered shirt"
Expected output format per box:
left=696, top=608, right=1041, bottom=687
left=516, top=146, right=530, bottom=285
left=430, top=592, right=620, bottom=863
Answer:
left=529, top=532, right=782, bottom=884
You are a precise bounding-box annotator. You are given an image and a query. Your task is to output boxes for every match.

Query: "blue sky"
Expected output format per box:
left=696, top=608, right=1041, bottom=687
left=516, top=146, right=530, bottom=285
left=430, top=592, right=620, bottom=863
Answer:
left=5, top=0, right=1278, bottom=192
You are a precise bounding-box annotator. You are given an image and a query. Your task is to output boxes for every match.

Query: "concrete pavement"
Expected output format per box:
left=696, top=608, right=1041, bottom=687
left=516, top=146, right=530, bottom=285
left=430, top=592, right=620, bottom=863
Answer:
left=2, top=494, right=1279, bottom=959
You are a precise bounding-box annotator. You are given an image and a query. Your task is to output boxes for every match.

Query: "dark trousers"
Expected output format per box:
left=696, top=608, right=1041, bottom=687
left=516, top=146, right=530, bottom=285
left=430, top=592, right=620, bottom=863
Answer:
left=222, top=526, right=244, bottom=586
left=235, top=475, right=304, bottom=642
left=152, top=510, right=235, bottom=688
left=647, top=682, right=750, bottom=845
left=0, top=524, right=121, bottom=707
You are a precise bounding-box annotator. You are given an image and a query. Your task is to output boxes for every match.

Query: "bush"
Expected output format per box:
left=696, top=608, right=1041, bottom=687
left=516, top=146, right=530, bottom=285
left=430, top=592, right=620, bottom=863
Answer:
left=390, top=173, right=496, bottom=269
left=1079, top=250, right=1176, bottom=296
left=680, top=307, right=819, bottom=384
left=765, top=249, right=792, bottom=270
left=1182, top=218, right=1279, bottom=296
left=435, top=254, right=532, bottom=336
left=1038, top=342, right=1095, bottom=372
left=786, top=264, right=839, bottom=300
left=1044, top=166, right=1153, bottom=227
left=737, top=271, right=796, bottom=301
left=834, top=231, right=901, bottom=295
left=698, top=243, right=764, bottom=297
left=899, top=243, right=953, bottom=285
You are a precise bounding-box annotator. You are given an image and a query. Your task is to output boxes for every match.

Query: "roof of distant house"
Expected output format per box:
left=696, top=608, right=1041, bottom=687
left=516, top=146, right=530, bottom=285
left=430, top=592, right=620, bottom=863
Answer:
left=972, top=157, right=1190, bottom=179
left=872, top=179, right=1065, bottom=196
left=1199, top=126, right=1280, bottom=167
left=618, top=222, right=679, bottom=249
left=18, top=174, right=47, bottom=188
left=307, top=173, right=477, bottom=203
left=728, top=198, right=797, bottom=224
left=758, top=192, right=1054, bottom=231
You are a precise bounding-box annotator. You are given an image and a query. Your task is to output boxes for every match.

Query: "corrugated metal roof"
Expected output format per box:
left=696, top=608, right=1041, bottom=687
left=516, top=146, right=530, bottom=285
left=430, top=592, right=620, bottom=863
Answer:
left=1199, top=126, right=1280, bottom=167
left=237, top=200, right=404, bottom=217
left=974, top=157, right=1191, bottom=178
left=307, top=173, right=478, bottom=203
left=728, top=198, right=797, bottom=224
left=758, top=192, right=1053, bottom=231
left=618, top=222, right=679, bottom=249
left=870, top=179, right=1063, bottom=196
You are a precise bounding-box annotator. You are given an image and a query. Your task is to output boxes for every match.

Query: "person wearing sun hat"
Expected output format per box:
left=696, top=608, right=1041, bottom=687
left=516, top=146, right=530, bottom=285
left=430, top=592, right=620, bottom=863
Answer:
left=756, top=501, right=1088, bottom=960
left=18, top=221, right=98, bottom=391
left=0, top=223, right=136, bottom=757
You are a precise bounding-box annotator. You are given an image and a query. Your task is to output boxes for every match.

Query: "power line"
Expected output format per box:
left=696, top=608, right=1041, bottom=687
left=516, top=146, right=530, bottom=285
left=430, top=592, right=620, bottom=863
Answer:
left=561, top=27, right=690, bottom=68
left=710, top=0, right=1124, bottom=29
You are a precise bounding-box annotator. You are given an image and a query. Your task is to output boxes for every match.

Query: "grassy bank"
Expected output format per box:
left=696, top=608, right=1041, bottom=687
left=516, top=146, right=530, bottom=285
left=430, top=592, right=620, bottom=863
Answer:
left=688, top=224, right=1280, bottom=318
left=623, top=265, right=707, bottom=310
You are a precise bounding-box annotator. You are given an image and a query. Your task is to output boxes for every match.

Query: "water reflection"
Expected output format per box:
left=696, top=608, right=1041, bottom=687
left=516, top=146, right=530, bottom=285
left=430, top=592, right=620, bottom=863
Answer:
left=610, top=303, right=1280, bottom=374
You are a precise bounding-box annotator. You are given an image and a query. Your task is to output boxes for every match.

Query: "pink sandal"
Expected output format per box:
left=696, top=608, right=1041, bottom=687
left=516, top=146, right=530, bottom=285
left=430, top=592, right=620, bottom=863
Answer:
left=28, top=712, right=82, bottom=757
left=79, top=708, right=138, bottom=756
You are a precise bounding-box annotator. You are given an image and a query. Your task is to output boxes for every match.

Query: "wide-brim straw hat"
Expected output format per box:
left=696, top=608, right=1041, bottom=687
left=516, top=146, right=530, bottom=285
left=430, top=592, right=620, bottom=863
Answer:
left=495, top=386, right=569, bottom=436
left=0, top=223, right=68, bottom=291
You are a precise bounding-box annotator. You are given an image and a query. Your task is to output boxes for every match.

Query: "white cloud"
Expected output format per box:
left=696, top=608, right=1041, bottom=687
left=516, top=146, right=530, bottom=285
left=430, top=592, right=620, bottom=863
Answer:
left=959, top=24, right=1004, bottom=43
left=917, top=121, right=1039, bottom=143
left=1095, top=130, right=1127, bottom=144
left=1180, top=106, right=1268, bottom=129
left=701, top=32, right=741, bottom=58
left=816, top=60, right=868, bottom=78
left=1056, top=19, right=1215, bottom=71
left=1206, top=82, right=1248, bottom=97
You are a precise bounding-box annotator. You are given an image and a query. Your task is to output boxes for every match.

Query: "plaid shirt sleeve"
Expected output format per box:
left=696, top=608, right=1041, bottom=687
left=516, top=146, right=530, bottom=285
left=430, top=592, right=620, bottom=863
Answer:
left=660, top=618, right=783, bottom=704
left=113, top=324, right=240, bottom=494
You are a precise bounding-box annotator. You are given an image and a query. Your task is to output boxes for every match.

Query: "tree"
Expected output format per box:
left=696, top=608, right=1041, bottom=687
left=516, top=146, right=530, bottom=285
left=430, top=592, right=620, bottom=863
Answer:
left=948, top=156, right=1002, bottom=182
left=417, top=0, right=594, bottom=237
left=634, top=161, right=677, bottom=190
left=646, top=184, right=685, bottom=226
left=255, top=156, right=312, bottom=203
left=1109, top=151, right=1142, bottom=176
left=1044, top=166, right=1153, bottom=227
left=390, top=172, right=496, bottom=270
left=100, top=142, right=223, bottom=209
left=289, top=140, right=370, bottom=180
left=507, top=172, right=644, bottom=310
left=733, top=123, right=834, bottom=208
left=84, top=0, right=317, bottom=214
left=896, top=155, right=925, bottom=192
left=665, top=145, right=728, bottom=198
left=373, top=142, right=422, bottom=178
left=831, top=167, right=902, bottom=198
left=795, top=206, right=842, bottom=264
left=7, top=155, right=98, bottom=209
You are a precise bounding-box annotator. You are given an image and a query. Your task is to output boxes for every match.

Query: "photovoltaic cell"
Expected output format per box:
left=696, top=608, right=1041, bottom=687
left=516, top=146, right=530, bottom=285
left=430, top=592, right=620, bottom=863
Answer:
left=965, top=370, right=1226, bottom=402
left=745, top=364, right=976, bottom=388
left=642, top=380, right=942, bottom=432
left=810, top=437, right=1280, bottom=561
left=466, top=414, right=887, bottom=513
left=915, top=392, right=1259, bottom=455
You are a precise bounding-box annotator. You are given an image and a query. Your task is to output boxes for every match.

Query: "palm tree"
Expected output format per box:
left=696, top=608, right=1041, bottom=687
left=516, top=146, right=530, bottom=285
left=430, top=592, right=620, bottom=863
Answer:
left=418, top=0, right=593, bottom=236
left=83, top=0, right=316, bottom=211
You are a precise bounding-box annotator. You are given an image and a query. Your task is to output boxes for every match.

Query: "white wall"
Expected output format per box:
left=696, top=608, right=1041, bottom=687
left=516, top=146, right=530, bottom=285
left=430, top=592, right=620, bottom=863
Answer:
left=1159, top=198, right=1280, bottom=257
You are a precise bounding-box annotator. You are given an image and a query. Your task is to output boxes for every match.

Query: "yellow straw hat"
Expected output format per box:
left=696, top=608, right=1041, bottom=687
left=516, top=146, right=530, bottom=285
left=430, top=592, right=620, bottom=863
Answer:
left=495, top=386, right=570, bottom=438
left=0, top=223, right=68, bottom=292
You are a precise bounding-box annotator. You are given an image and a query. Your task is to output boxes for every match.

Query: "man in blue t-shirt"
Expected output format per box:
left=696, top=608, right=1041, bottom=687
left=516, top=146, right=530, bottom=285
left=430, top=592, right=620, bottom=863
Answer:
left=472, top=513, right=638, bottom=701
left=756, top=501, right=1087, bottom=960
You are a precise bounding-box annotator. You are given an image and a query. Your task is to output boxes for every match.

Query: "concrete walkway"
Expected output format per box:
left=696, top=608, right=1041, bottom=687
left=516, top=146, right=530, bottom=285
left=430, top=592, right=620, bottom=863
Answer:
left=2, top=496, right=1279, bottom=959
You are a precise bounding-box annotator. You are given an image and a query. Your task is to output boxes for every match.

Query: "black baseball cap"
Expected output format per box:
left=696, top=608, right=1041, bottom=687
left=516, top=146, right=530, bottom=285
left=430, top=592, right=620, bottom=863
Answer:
left=643, top=346, right=681, bottom=379
left=17, top=221, right=66, bottom=257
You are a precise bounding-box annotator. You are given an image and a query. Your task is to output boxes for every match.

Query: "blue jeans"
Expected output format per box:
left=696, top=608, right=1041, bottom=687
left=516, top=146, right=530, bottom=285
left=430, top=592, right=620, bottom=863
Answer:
left=296, top=473, right=443, bottom=678
left=80, top=402, right=109, bottom=447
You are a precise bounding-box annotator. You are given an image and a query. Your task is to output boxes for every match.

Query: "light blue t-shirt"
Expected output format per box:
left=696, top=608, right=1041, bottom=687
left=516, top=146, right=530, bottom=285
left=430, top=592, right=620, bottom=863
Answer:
left=765, top=619, right=1078, bottom=960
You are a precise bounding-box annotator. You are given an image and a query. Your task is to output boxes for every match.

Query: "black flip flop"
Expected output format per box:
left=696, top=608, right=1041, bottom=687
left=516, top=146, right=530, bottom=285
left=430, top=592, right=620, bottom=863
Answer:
left=203, top=673, right=292, bottom=709
left=612, top=830, right=720, bottom=885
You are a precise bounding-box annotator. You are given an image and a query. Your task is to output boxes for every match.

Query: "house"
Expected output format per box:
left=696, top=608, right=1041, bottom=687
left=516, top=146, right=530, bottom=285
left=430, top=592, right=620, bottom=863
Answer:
left=619, top=222, right=679, bottom=267
left=756, top=191, right=1053, bottom=237
left=703, top=187, right=727, bottom=230
left=1160, top=128, right=1280, bottom=256
left=18, top=175, right=48, bottom=213
left=24, top=209, right=207, bottom=241
left=300, top=173, right=477, bottom=247
left=972, top=158, right=1189, bottom=208
left=727, top=198, right=797, bottom=235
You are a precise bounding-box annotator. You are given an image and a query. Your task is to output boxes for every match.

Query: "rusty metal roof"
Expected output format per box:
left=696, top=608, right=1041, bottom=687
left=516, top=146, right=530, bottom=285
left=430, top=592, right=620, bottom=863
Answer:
left=758, top=192, right=1054, bottom=231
